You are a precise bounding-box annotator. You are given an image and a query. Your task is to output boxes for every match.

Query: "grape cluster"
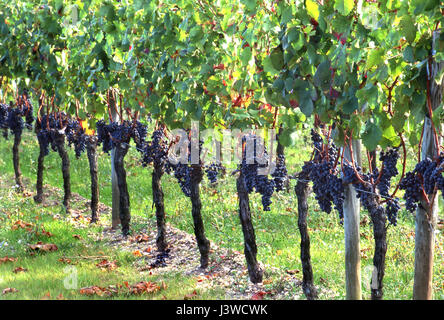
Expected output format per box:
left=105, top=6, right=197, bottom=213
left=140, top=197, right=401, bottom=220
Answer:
left=96, top=120, right=147, bottom=154
left=343, top=148, right=401, bottom=225
left=3, top=94, right=35, bottom=138
left=304, top=129, right=345, bottom=221
left=205, top=162, right=224, bottom=184
left=141, top=129, right=170, bottom=170
left=173, top=162, right=192, bottom=197
left=0, top=103, right=8, bottom=139
left=66, top=119, right=88, bottom=158
left=400, top=153, right=444, bottom=213
left=169, top=134, right=203, bottom=197
left=239, top=134, right=275, bottom=211
left=36, top=113, right=69, bottom=156
left=377, top=148, right=400, bottom=197
left=272, top=154, right=288, bottom=192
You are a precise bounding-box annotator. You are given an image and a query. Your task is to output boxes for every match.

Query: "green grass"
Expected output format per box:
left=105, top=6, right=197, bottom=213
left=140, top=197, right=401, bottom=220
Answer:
left=0, top=128, right=443, bottom=300
left=0, top=180, right=227, bottom=300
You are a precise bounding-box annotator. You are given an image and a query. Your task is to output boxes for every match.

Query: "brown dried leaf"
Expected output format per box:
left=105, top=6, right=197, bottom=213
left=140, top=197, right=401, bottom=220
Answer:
left=40, top=292, right=51, bottom=300
left=13, top=267, right=27, bottom=273
left=2, top=288, right=18, bottom=295
left=286, top=269, right=300, bottom=275
left=251, top=290, right=271, bottom=300
left=58, top=258, right=72, bottom=264
left=28, top=243, right=58, bottom=252
left=0, top=256, right=17, bottom=265
left=96, top=259, right=118, bottom=271
left=129, top=281, right=161, bottom=295
left=184, top=290, right=198, bottom=300
left=72, top=234, right=82, bottom=240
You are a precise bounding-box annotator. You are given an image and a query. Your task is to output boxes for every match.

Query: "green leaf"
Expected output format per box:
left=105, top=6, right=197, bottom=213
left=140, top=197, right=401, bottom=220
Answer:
left=362, top=121, right=382, bottom=151
left=403, top=46, right=415, bottom=63
left=240, top=47, right=252, bottom=66
left=399, top=15, right=416, bottom=44
left=334, top=0, right=354, bottom=16
left=270, top=46, right=284, bottom=71
left=299, top=96, right=314, bottom=117
left=313, top=60, right=331, bottom=91
left=366, top=48, right=385, bottom=69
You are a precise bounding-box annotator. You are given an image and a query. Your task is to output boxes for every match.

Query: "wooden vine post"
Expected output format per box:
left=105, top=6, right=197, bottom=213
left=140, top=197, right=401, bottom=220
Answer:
left=342, top=139, right=362, bottom=300
left=413, top=30, right=443, bottom=300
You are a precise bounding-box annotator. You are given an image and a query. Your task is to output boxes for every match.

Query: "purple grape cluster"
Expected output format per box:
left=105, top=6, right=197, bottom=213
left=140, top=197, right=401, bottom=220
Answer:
left=239, top=134, right=275, bottom=211
left=400, top=153, right=444, bottom=213
left=66, top=119, right=88, bottom=159
left=0, top=103, right=8, bottom=138
left=36, top=113, right=69, bottom=156
left=272, top=154, right=288, bottom=192
left=96, top=120, right=147, bottom=154
left=141, top=129, right=168, bottom=167
left=205, top=162, right=224, bottom=184
left=3, top=94, right=35, bottom=138
left=304, top=129, right=344, bottom=221
left=377, top=148, right=400, bottom=197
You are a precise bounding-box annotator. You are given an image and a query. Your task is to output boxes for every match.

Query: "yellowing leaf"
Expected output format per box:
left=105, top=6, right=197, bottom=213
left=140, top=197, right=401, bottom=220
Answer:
left=306, top=0, right=320, bottom=20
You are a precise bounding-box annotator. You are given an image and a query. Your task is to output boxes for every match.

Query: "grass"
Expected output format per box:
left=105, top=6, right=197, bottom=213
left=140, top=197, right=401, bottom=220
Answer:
left=0, top=126, right=443, bottom=300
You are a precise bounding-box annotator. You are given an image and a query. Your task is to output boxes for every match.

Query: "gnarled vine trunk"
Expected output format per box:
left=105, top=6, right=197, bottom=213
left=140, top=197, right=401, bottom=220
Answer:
left=190, top=164, right=210, bottom=268
left=237, top=171, right=263, bottom=283
left=34, top=128, right=45, bottom=204
left=12, top=131, right=23, bottom=192
left=368, top=202, right=387, bottom=300
left=152, top=162, right=167, bottom=252
left=113, top=142, right=131, bottom=236
left=295, top=169, right=317, bottom=300
left=87, top=136, right=99, bottom=223
left=54, top=132, right=71, bottom=211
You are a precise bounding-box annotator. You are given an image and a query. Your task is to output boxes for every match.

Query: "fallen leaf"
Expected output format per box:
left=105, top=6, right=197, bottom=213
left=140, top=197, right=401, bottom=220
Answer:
left=72, top=234, right=82, bottom=240
left=128, top=281, right=161, bottom=295
left=96, top=259, right=118, bottom=271
left=13, top=267, right=27, bottom=273
left=0, top=256, right=17, bottom=265
left=251, top=291, right=271, bottom=300
left=41, top=292, right=51, bottom=300
left=58, top=258, right=72, bottom=264
left=286, top=269, right=300, bottom=275
left=184, top=290, right=198, bottom=300
left=41, top=229, right=53, bottom=237
left=2, top=288, right=18, bottom=295
left=28, top=243, right=58, bottom=252
left=132, top=250, right=143, bottom=257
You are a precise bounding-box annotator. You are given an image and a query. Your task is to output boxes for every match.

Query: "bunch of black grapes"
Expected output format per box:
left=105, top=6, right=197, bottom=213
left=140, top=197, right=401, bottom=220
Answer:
left=400, top=152, right=444, bottom=213
left=141, top=129, right=170, bottom=169
left=239, top=134, right=275, bottom=211
left=342, top=147, right=401, bottom=225
left=272, top=154, right=288, bottom=192
left=96, top=119, right=147, bottom=154
left=0, top=103, right=8, bottom=138
left=3, top=95, right=35, bottom=138
left=303, top=129, right=345, bottom=221
left=169, top=134, right=203, bottom=197
left=205, top=162, right=225, bottom=184
left=66, top=119, right=88, bottom=159
left=36, top=113, right=69, bottom=156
